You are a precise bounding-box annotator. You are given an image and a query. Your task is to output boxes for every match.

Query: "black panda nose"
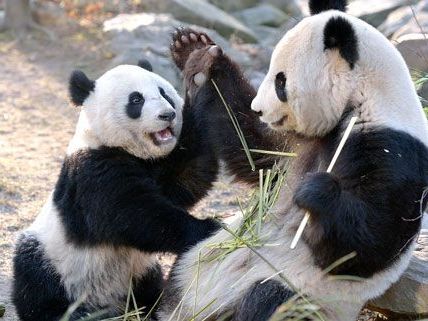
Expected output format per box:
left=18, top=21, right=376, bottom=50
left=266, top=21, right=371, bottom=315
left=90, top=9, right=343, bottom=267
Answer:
left=158, top=111, right=176, bottom=122
left=254, top=110, right=263, bottom=117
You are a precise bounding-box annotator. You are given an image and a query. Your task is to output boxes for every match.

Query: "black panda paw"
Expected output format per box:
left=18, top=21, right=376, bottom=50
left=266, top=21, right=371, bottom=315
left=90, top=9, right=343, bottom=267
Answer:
left=170, top=27, right=219, bottom=70
left=293, top=172, right=341, bottom=216
left=170, top=28, right=223, bottom=96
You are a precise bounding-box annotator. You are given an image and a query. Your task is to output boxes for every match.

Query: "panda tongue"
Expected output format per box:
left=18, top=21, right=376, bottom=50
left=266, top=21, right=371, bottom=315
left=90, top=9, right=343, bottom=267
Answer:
left=155, top=128, right=173, bottom=141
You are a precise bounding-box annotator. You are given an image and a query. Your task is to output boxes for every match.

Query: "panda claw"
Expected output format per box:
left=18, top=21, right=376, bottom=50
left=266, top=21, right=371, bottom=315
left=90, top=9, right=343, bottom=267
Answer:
left=208, top=45, right=222, bottom=57
left=190, top=33, right=197, bottom=42
left=200, top=35, right=208, bottom=44
left=194, top=72, right=207, bottom=87
left=181, top=35, right=190, bottom=44
left=174, top=40, right=182, bottom=49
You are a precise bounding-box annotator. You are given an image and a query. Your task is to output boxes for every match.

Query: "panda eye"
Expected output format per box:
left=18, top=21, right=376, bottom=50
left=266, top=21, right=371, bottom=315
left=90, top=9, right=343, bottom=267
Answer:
left=275, top=72, right=287, bottom=102
left=129, top=92, right=144, bottom=105
left=126, top=92, right=145, bottom=119
left=159, top=87, right=175, bottom=109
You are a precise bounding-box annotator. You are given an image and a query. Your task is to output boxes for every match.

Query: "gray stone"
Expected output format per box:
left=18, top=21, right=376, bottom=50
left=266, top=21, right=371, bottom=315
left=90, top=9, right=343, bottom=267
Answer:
left=247, top=25, right=278, bottom=45
left=0, top=10, right=4, bottom=29
left=378, top=0, right=428, bottom=39
left=31, top=1, right=67, bottom=26
left=392, top=12, right=428, bottom=40
left=164, top=0, right=258, bottom=43
left=378, top=6, right=414, bottom=38
left=418, top=80, right=428, bottom=103
left=395, top=33, right=428, bottom=73
left=233, top=4, right=289, bottom=28
left=263, top=16, right=302, bottom=47
left=208, top=0, right=258, bottom=12
left=369, top=215, right=428, bottom=317
left=263, top=0, right=302, bottom=17
left=103, top=13, right=252, bottom=90
left=348, top=0, right=417, bottom=27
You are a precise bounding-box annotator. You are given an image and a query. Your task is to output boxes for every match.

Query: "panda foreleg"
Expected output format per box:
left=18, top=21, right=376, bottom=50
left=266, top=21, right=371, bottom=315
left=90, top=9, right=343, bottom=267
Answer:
left=233, top=279, right=295, bottom=321
left=170, top=28, right=279, bottom=185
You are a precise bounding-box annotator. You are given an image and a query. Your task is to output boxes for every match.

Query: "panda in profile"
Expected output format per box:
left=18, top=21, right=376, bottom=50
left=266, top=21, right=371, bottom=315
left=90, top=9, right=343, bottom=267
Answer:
left=158, top=1, right=428, bottom=320
left=12, top=61, right=219, bottom=321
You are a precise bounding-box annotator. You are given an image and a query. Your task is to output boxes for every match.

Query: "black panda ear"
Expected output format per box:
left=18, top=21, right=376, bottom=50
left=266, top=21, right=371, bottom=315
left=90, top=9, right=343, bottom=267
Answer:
left=137, top=59, right=153, bottom=72
left=309, top=0, right=347, bottom=15
left=69, top=70, right=95, bottom=106
left=324, top=16, right=359, bottom=69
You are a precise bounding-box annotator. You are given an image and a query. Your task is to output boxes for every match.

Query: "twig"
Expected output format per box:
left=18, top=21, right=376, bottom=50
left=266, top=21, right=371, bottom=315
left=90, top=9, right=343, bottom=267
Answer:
left=290, top=116, right=358, bottom=249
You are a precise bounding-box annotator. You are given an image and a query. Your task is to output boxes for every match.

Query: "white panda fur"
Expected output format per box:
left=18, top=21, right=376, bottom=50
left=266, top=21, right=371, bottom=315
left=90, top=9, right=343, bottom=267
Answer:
left=158, top=3, right=428, bottom=321
left=12, top=62, right=220, bottom=321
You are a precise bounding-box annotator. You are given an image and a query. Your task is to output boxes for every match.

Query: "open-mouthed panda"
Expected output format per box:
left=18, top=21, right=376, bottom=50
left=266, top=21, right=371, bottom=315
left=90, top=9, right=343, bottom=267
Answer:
left=12, top=61, right=220, bottom=321
left=158, top=1, right=428, bottom=320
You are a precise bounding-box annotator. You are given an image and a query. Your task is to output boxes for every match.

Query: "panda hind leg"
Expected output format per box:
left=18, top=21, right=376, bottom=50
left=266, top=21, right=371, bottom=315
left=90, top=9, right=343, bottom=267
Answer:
left=12, top=234, right=71, bottom=321
left=133, top=262, right=164, bottom=320
left=233, top=280, right=297, bottom=321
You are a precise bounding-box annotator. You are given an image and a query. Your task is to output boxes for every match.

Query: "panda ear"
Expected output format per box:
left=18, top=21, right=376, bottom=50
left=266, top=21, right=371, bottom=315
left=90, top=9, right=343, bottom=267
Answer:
left=69, top=70, right=95, bottom=106
left=309, top=0, right=347, bottom=15
left=324, top=16, right=359, bottom=69
left=137, top=59, right=153, bottom=72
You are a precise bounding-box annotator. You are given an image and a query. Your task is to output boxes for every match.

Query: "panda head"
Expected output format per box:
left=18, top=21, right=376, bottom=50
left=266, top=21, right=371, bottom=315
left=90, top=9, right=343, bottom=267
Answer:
left=69, top=61, right=184, bottom=159
left=251, top=0, right=370, bottom=137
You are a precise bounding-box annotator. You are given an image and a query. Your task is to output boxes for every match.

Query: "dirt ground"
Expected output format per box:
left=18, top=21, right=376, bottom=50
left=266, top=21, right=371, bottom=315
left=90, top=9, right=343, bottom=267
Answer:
left=0, top=26, right=381, bottom=321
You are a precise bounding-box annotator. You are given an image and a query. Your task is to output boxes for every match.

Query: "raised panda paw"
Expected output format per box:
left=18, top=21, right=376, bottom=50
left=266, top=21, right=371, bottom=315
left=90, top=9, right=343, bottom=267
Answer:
left=170, top=28, right=223, bottom=97
left=293, top=172, right=341, bottom=216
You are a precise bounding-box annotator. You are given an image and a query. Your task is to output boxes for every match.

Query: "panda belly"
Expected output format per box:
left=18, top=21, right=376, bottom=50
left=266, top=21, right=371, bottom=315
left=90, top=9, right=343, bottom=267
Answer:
left=24, top=195, right=158, bottom=308
left=160, top=189, right=415, bottom=321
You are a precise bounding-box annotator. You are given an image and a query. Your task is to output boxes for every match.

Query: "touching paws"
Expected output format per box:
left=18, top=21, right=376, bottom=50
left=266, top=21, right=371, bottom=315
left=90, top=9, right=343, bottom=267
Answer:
left=170, top=28, right=223, bottom=95
left=293, top=172, right=341, bottom=216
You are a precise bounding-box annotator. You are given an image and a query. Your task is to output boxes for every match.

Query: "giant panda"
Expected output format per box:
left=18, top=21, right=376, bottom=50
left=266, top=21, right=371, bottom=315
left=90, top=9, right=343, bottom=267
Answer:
left=158, top=1, right=428, bottom=320
left=12, top=61, right=220, bottom=321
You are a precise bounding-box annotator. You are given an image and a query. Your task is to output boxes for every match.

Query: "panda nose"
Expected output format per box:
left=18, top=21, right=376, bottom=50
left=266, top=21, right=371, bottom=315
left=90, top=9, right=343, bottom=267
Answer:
left=158, top=111, right=176, bottom=122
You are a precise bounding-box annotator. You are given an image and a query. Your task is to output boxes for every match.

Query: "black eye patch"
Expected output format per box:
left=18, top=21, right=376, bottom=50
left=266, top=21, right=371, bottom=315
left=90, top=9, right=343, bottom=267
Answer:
left=126, top=91, right=145, bottom=119
left=159, top=87, right=175, bottom=109
left=275, top=72, right=287, bottom=102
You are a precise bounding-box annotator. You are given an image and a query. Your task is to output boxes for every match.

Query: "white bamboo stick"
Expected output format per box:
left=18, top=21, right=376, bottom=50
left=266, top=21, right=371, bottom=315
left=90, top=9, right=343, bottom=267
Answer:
left=290, top=116, right=359, bottom=249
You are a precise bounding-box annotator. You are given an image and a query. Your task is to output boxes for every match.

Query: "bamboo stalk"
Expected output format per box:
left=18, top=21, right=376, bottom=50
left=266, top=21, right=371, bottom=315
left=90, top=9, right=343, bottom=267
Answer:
left=290, top=116, right=358, bottom=249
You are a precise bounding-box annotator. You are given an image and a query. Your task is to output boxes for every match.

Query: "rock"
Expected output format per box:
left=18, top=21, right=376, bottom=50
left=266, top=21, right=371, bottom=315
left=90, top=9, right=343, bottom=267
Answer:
left=369, top=215, right=428, bottom=317
left=263, top=16, right=302, bottom=47
left=263, top=0, right=302, bottom=17
left=164, top=0, right=258, bottom=43
left=233, top=4, right=289, bottom=28
left=103, top=13, right=252, bottom=90
left=31, top=1, right=67, bottom=26
left=395, top=33, right=428, bottom=73
left=392, top=12, right=428, bottom=41
left=0, top=10, right=4, bottom=29
left=418, top=80, right=428, bottom=103
left=247, top=25, right=278, bottom=44
left=208, top=0, right=258, bottom=12
left=378, top=6, right=414, bottom=38
left=348, top=0, right=417, bottom=27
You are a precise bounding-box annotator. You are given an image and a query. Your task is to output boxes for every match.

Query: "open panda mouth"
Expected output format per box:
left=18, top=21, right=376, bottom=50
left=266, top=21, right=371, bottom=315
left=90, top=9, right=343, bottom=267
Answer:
left=150, top=127, right=175, bottom=145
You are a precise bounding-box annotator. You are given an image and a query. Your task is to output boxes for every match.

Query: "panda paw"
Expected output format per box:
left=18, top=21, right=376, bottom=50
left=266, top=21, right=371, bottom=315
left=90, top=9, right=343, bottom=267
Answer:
left=171, top=28, right=223, bottom=95
left=293, top=172, right=341, bottom=216
left=171, top=28, right=218, bottom=70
